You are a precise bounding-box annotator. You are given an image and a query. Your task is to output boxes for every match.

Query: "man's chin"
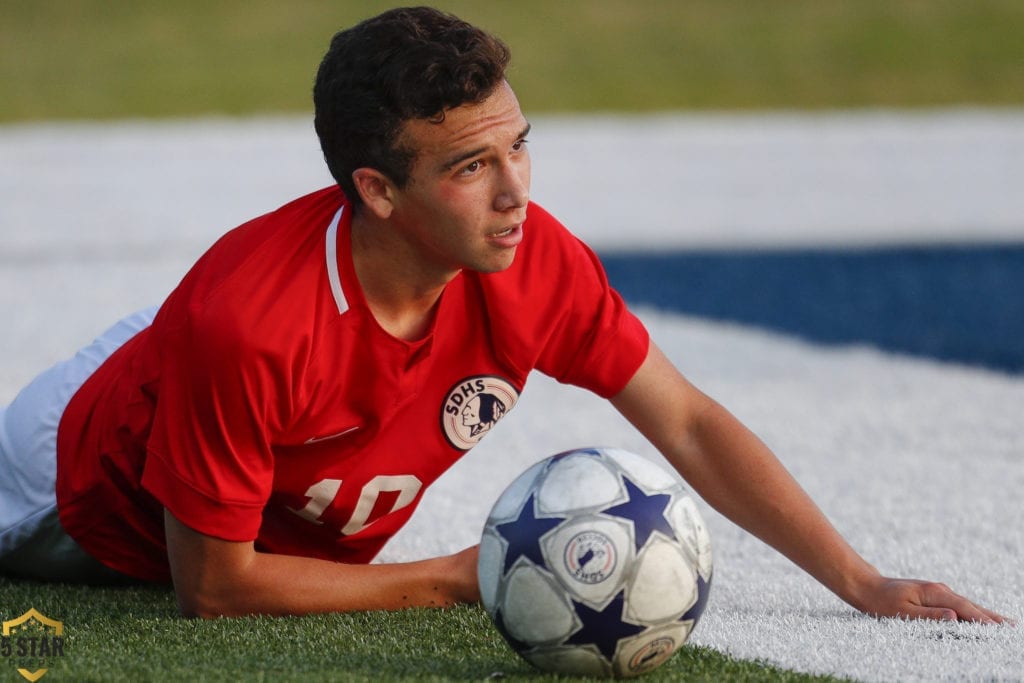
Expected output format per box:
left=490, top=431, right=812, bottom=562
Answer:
left=473, top=247, right=519, bottom=274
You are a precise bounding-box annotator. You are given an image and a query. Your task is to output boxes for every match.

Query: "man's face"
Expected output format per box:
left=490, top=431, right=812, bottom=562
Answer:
left=387, top=81, right=531, bottom=276
left=461, top=396, right=481, bottom=426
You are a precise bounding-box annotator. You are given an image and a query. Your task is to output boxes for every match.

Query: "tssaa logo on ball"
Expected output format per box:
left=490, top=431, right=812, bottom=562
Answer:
left=440, top=375, right=519, bottom=450
left=563, top=530, right=617, bottom=584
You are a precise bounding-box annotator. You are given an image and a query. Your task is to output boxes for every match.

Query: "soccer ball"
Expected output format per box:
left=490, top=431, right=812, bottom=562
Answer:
left=478, top=447, right=713, bottom=678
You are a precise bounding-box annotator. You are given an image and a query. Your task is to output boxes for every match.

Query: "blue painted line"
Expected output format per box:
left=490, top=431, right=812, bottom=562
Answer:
left=601, top=243, right=1024, bottom=374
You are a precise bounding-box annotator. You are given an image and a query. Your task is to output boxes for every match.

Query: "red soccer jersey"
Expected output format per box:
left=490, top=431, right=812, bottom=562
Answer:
left=56, top=186, right=649, bottom=581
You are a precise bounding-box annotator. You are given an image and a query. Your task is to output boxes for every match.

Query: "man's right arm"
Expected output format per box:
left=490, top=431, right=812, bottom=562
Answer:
left=163, top=509, right=480, bottom=618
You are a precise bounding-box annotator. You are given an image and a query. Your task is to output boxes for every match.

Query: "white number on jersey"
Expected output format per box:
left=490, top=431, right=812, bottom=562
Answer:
left=288, top=475, right=423, bottom=535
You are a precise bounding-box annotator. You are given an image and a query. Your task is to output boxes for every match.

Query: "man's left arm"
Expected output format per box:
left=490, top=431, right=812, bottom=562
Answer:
left=610, top=342, right=1005, bottom=624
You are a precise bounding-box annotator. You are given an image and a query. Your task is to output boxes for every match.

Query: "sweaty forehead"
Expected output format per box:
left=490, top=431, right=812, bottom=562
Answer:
left=399, top=82, right=527, bottom=161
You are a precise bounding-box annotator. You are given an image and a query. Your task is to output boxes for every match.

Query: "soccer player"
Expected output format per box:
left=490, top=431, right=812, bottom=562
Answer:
left=0, top=7, right=1005, bottom=624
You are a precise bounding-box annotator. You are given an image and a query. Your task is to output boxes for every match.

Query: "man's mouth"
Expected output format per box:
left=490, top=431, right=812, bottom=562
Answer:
left=487, top=224, right=524, bottom=249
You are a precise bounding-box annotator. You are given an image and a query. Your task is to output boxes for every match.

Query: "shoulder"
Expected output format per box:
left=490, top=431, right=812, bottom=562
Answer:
left=514, top=201, right=600, bottom=271
left=522, top=201, right=582, bottom=248
left=156, top=186, right=349, bottom=356
left=202, top=186, right=345, bottom=266
left=468, top=200, right=616, bottom=348
left=488, top=201, right=607, bottom=294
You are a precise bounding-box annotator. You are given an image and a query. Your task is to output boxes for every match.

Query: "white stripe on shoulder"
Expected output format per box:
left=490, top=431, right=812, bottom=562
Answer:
left=325, top=206, right=349, bottom=314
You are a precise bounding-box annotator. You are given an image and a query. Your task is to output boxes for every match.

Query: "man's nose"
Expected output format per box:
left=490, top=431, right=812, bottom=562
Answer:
left=495, top=159, right=530, bottom=212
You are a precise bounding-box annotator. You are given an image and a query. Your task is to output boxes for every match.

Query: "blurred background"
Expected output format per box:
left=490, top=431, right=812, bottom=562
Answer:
left=3, top=0, right=1023, bottom=372
left=3, top=0, right=1024, bottom=120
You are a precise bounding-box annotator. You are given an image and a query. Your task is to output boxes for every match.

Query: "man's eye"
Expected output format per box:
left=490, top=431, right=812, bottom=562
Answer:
left=460, top=160, right=482, bottom=175
left=512, top=139, right=529, bottom=152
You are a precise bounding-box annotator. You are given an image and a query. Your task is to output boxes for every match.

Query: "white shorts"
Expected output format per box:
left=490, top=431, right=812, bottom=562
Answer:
left=0, top=307, right=157, bottom=582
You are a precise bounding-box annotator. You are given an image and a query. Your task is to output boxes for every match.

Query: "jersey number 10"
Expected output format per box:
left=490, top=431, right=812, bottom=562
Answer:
left=288, top=475, right=423, bottom=536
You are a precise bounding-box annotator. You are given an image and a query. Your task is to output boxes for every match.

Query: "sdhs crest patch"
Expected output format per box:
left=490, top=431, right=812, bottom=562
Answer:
left=440, top=375, right=519, bottom=450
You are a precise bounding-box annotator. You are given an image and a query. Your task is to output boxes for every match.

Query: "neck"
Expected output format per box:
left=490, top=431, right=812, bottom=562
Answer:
left=350, top=210, right=457, bottom=341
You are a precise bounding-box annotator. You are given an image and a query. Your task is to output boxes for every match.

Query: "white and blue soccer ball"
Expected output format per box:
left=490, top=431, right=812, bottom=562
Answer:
left=478, top=447, right=713, bottom=678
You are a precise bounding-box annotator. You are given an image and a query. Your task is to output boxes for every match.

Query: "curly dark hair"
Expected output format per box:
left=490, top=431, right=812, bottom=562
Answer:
left=313, top=6, right=512, bottom=207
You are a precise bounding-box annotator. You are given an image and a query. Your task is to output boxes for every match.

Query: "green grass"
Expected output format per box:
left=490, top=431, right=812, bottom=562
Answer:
left=2, top=0, right=1024, bottom=122
left=0, top=576, right=844, bottom=682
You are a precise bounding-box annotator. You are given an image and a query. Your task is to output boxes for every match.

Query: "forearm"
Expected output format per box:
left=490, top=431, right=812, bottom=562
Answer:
left=179, top=551, right=473, bottom=618
left=610, top=346, right=879, bottom=609
left=165, top=509, right=479, bottom=618
left=673, top=397, right=880, bottom=609
left=613, top=343, right=1005, bottom=623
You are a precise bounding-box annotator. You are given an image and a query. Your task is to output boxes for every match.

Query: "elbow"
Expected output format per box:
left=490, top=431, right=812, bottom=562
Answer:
left=173, top=573, right=255, bottom=619
left=175, top=585, right=231, bottom=619
left=164, top=509, right=260, bottom=619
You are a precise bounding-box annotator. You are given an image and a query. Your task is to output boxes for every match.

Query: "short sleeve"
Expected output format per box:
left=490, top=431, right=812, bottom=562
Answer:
left=536, top=232, right=650, bottom=397
left=141, top=299, right=286, bottom=542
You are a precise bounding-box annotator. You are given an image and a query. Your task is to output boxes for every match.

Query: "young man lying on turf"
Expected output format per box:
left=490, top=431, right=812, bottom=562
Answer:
left=0, top=6, right=1006, bottom=624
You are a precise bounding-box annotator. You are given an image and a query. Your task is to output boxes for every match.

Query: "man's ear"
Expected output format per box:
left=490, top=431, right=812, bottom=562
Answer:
left=351, top=168, right=396, bottom=219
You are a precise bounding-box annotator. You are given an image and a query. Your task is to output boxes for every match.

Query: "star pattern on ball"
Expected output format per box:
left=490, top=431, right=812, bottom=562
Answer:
left=682, top=573, right=713, bottom=623
left=495, top=493, right=564, bottom=574
left=564, top=590, right=645, bottom=660
left=602, top=476, right=676, bottom=551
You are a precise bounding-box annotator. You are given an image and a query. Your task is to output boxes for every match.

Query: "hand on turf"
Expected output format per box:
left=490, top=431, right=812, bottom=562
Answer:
left=861, top=577, right=1010, bottom=625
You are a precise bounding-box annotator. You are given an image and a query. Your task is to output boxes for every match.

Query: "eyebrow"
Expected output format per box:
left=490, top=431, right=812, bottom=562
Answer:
left=441, top=123, right=532, bottom=171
